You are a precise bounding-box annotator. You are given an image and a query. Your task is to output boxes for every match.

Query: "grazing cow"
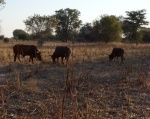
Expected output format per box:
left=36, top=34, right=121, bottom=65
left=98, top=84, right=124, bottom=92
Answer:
left=51, top=46, right=71, bottom=64
left=109, top=48, right=125, bottom=63
left=13, top=44, right=42, bottom=63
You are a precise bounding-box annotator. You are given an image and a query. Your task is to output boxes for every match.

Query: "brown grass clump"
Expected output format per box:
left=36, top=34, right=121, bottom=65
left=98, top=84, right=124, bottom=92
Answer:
left=138, top=73, right=150, bottom=90
left=0, top=40, right=150, bottom=118
left=22, top=79, right=41, bottom=93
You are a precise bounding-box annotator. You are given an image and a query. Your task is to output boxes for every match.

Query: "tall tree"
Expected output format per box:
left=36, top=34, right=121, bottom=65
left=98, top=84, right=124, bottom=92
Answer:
left=140, top=28, right=150, bottom=42
left=93, top=15, right=122, bottom=42
left=123, top=9, right=149, bottom=44
left=0, top=0, right=5, bottom=35
left=55, top=8, right=82, bottom=42
left=78, top=23, right=93, bottom=42
left=24, top=14, right=57, bottom=39
left=0, top=0, right=5, bottom=9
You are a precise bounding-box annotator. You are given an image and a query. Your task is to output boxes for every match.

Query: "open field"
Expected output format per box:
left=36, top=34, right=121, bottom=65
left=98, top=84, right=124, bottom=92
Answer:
left=0, top=41, right=150, bottom=119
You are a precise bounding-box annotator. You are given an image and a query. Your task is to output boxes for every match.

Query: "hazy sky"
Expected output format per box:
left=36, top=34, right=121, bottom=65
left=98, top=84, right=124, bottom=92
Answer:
left=0, top=0, right=150, bottom=37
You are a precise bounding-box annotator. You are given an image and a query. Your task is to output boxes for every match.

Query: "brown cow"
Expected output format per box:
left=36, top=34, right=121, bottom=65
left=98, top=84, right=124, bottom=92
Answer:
left=13, top=44, right=42, bottom=63
left=51, top=46, right=71, bottom=64
left=109, top=48, right=125, bottom=63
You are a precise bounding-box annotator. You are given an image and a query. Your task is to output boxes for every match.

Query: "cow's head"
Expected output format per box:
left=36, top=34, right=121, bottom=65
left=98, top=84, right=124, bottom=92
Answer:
left=36, top=52, right=42, bottom=61
left=109, top=54, right=114, bottom=61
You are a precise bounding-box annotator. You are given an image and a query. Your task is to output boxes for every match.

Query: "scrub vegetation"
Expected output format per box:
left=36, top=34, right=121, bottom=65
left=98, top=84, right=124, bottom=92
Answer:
left=0, top=41, right=150, bottom=118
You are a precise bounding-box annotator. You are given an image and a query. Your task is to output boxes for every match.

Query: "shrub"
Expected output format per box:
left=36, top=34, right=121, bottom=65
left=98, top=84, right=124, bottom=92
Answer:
left=3, top=37, right=9, bottom=43
left=0, top=35, right=4, bottom=40
left=13, top=29, right=29, bottom=40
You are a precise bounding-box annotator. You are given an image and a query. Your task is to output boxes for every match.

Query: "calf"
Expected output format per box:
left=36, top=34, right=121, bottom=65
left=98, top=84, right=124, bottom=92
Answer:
left=51, top=46, right=71, bottom=64
left=109, top=48, right=125, bottom=63
left=13, top=44, right=42, bottom=63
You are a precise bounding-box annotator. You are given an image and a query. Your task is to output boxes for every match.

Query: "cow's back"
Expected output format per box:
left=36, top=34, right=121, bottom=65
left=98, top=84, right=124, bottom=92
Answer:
left=13, top=44, right=38, bottom=56
left=112, top=48, right=124, bottom=56
left=13, top=44, right=25, bottom=55
left=53, top=46, right=71, bottom=57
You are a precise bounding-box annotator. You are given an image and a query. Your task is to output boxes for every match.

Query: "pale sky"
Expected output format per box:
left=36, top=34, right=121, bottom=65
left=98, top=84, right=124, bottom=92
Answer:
left=0, top=0, right=150, bottom=37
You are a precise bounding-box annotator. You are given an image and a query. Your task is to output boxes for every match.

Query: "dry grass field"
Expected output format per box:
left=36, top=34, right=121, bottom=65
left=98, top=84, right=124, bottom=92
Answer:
left=0, top=40, right=150, bottom=119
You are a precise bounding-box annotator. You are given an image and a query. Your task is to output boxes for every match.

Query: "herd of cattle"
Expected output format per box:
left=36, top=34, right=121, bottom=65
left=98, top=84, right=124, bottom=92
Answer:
left=13, top=44, right=125, bottom=64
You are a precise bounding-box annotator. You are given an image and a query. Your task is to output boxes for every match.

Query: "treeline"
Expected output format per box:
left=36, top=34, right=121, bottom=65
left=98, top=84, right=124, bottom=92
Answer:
left=3, top=8, right=150, bottom=43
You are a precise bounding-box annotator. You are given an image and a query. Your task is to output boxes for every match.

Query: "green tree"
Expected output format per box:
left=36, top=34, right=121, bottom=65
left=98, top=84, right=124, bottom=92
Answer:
left=141, top=28, right=150, bottom=42
left=0, top=0, right=5, bottom=35
left=123, top=9, right=149, bottom=44
left=3, top=37, right=9, bottom=43
left=0, top=35, right=4, bottom=40
left=24, top=14, right=57, bottom=40
left=78, top=23, right=94, bottom=42
left=93, top=15, right=122, bottom=42
left=0, top=0, right=5, bottom=9
left=13, top=29, right=29, bottom=40
left=55, top=8, right=82, bottom=42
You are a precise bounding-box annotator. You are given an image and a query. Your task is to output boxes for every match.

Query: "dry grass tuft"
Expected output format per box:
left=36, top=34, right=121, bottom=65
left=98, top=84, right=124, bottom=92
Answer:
left=22, top=79, right=41, bottom=93
left=138, top=73, right=150, bottom=89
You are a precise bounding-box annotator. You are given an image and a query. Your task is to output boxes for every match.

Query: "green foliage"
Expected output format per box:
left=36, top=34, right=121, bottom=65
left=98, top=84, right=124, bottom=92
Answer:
left=0, top=35, right=4, bottom=40
left=24, top=14, right=57, bottom=39
left=13, top=29, right=29, bottom=40
left=55, top=8, right=82, bottom=42
left=123, top=9, right=149, bottom=44
left=78, top=15, right=122, bottom=42
left=141, top=28, right=150, bottom=42
left=3, top=37, right=9, bottom=43
left=78, top=23, right=94, bottom=42
left=0, top=0, right=5, bottom=4
left=131, top=31, right=143, bottom=43
left=93, top=15, right=122, bottom=42
left=0, top=0, right=5, bottom=8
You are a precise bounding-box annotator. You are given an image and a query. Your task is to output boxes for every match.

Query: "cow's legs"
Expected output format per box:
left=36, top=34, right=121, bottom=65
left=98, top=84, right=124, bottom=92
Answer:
left=116, top=57, right=119, bottom=62
left=29, top=57, right=31, bottom=62
left=56, top=58, right=58, bottom=63
left=14, top=54, right=17, bottom=62
left=61, top=57, right=64, bottom=64
left=17, top=55, right=21, bottom=62
left=29, top=56, right=33, bottom=63
left=14, top=54, right=21, bottom=62
left=121, top=55, right=124, bottom=63
left=66, top=56, right=69, bottom=64
left=31, top=58, right=33, bottom=63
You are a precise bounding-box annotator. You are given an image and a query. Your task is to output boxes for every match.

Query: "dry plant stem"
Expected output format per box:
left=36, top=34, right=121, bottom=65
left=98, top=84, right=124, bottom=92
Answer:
left=72, top=95, right=78, bottom=119
left=86, top=98, right=91, bottom=119
left=1, top=89, right=7, bottom=119
left=65, top=65, right=72, bottom=94
left=61, top=65, right=71, bottom=119
left=61, top=92, right=65, bottom=119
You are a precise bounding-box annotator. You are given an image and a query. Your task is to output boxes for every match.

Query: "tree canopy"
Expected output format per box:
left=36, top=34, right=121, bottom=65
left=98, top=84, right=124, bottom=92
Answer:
left=0, top=0, right=5, bottom=5
left=0, top=0, right=5, bottom=35
left=123, top=9, right=149, bottom=43
left=22, top=8, right=150, bottom=43
left=24, top=14, right=57, bottom=40
left=55, top=8, right=82, bottom=42
left=0, top=0, right=5, bottom=9
left=141, top=28, right=150, bottom=42
left=78, top=23, right=93, bottom=42
left=13, top=29, right=29, bottom=40
left=92, top=15, right=122, bottom=42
